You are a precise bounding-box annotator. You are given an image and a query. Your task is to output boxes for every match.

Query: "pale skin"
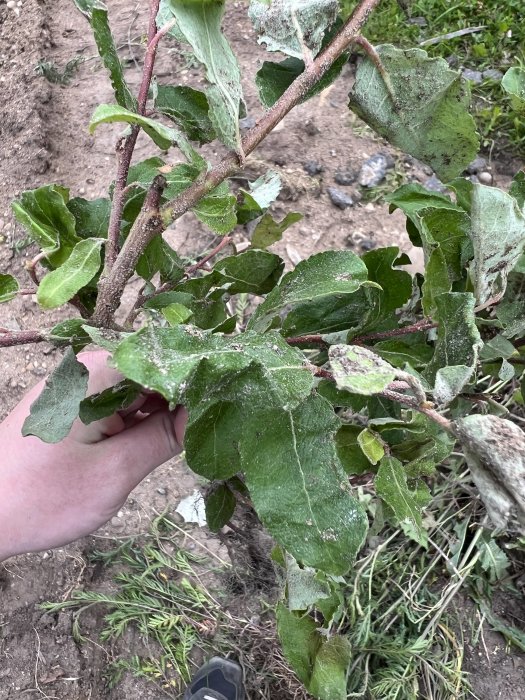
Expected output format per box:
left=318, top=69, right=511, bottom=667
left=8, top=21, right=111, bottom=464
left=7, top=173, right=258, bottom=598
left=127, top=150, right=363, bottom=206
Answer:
left=0, top=351, right=188, bottom=562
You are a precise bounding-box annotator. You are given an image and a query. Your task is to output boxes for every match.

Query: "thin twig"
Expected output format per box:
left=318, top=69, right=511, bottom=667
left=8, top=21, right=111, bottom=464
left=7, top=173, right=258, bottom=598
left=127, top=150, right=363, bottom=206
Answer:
left=185, top=236, right=233, bottom=275
left=419, top=26, right=486, bottom=47
left=352, top=318, right=438, bottom=344
left=0, top=330, right=47, bottom=348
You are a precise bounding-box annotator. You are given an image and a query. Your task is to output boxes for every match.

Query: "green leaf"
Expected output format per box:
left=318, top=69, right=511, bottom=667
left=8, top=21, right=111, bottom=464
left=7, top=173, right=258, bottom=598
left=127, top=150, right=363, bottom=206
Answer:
left=373, top=339, right=433, bottom=369
left=509, top=171, right=525, bottom=210
left=248, top=250, right=370, bottom=333
left=285, top=555, right=331, bottom=611
left=502, top=66, right=525, bottom=111
left=375, top=456, right=427, bottom=546
left=329, top=344, right=397, bottom=395
left=249, top=0, right=338, bottom=59
left=47, top=319, right=92, bottom=353
left=251, top=211, right=303, bottom=249
left=241, top=171, right=282, bottom=211
left=476, top=530, right=509, bottom=582
left=67, top=197, right=111, bottom=239
left=205, top=483, right=236, bottom=532
left=37, top=238, right=103, bottom=309
left=257, top=53, right=347, bottom=108
left=155, top=85, right=216, bottom=144
left=241, top=394, right=368, bottom=575
left=348, top=45, right=479, bottom=182
left=213, top=250, right=284, bottom=295
left=74, top=1, right=136, bottom=110
left=0, top=274, right=19, bottom=303
left=89, top=104, right=179, bottom=150
left=12, top=185, right=80, bottom=266
left=162, top=303, right=193, bottom=326
left=112, top=325, right=313, bottom=404
left=357, top=428, right=385, bottom=465
left=455, top=414, right=525, bottom=532
left=22, top=348, right=89, bottom=443
left=79, top=379, right=141, bottom=425
left=335, top=424, right=372, bottom=475
left=466, top=182, right=525, bottom=305
left=426, top=292, right=482, bottom=404
left=137, top=236, right=185, bottom=284
left=159, top=1, right=244, bottom=151
left=276, top=603, right=321, bottom=686
left=309, top=636, right=352, bottom=700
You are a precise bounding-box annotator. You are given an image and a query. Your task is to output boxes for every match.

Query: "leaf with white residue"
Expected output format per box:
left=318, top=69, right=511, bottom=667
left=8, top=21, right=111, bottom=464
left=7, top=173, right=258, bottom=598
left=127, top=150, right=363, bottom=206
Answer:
left=329, top=345, right=397, bottom=395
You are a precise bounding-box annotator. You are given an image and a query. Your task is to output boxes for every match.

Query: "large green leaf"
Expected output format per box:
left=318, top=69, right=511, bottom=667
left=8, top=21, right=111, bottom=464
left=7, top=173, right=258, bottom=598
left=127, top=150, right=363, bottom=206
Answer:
left=425, top=292, right=482, bottom=404
left=205, top=483, right=236, bottom=532
left=12, top=185, right=80, bottom=266
left=375, top=456, right=427, bottom=545
left=213, top=250, right=284, bottom=295
left=276, top=604, right=321, bottom=686
left=466, top=182, right=525, bottom=305
left=158, top=1, right=244, bottom=151
left=155, top=85, right=216, bottom=144
left=241, top=394, right=368, bottom=575
left=349, top=45, right=479, bottom=182
left=22, top=349, right=89, bottom=443
left=249, top=0, right=338, bottom=59
left=89, top=104, right=179, bottom=150
left=0, top=274, right=19, bottom=303
left=37, top=238, right=103, bottom=309
left=79, top=379, right=141, bottom=425
left=248, top=250, right=370, bottom=333
left=329, top=344, right=397, bottom=395
left=74, top=1, right=136, bottom=110
left=502, top=66, right=525, bottom=111
left=112, top=325, right=313, bottom=404
left=309, top=636, right=352, bottom=700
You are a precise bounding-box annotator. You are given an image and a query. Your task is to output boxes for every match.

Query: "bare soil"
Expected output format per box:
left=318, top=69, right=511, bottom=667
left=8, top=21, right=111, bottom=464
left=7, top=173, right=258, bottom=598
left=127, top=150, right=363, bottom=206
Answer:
left=0, top=1, right=524, bottom=698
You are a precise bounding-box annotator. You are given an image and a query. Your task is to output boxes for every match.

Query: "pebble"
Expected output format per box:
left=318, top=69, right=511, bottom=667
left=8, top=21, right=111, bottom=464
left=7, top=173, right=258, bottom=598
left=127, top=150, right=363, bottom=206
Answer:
left=334, top=168, right=356, bottom=186
left=424, top=174, right=447, bottom=193
left=6, top=1, right=16, bottom=9
left=482, top=68, right=503, bottom=81
left=156, top=487, right=168, bottom=496
left=0, top=218, right=4, bottom=231
left=360, top=239, right=376, bottom=252
left=358, top=153, right=393, bottom=187
left=478, top=171, right=493, bottom=185
left=303, top=160, right=323, bottom=176
left=327, top=187, right=354, bottom=209
left=466, top=156, right=487, bottom=174
left=304, top=119, right=320, bottom=136
left=462, top=69, right=483, bottom=84
left=111, top=517, right=124, bottom=528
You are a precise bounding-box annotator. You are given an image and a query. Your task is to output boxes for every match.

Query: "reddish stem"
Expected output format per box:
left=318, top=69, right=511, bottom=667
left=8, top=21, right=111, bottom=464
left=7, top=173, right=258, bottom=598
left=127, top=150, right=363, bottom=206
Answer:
left=0, top=330, right=47, bottom=348
left=352, top=318, right=438, bottom=344
left=186, top=237, right=233, bottom=275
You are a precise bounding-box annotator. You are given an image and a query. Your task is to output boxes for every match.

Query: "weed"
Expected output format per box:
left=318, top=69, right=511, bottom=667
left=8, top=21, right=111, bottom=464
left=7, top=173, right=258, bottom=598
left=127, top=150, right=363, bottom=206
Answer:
left=35, top=55, right=84, bottom=85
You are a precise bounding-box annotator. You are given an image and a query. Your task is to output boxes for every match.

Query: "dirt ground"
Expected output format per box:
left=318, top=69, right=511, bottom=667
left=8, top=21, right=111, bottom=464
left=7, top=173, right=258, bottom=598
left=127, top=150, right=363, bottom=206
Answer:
left=0, top=1, right=524, bottom=698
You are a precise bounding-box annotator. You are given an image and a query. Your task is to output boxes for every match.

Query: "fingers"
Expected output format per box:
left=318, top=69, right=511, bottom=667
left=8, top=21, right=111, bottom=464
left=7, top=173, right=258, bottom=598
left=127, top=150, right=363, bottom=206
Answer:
left=104, top=406, right=188, bottom=490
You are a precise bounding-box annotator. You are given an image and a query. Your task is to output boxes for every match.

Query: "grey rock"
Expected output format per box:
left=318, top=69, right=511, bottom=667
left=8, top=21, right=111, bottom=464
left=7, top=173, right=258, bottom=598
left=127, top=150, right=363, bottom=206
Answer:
left=239, top=116, right=256, bottom=130
left=478, top=171, right=493, bottom=185
left=327, top=187, right=354, bottom=209
left=466, top=156, right=487, bottom=174
left=360, top=239, right=376, bottom=252
left=482, top=68, right=503, bottom=81
left=424, top=174, right=447, bottom=193
left=446, top=54, right=459, bottom=67
left=358, top=153, right=393, bottom=187
left=304, top=119, right=320, bottom=136
left=303, top=160, right=323, bottom=175
left=156, top=487, right=168, bottom=496
left=462, top=69, right=483, bottom=84
left=334, top=168, right=356, bottom=185
left=408, top=16, right=427, bottom=26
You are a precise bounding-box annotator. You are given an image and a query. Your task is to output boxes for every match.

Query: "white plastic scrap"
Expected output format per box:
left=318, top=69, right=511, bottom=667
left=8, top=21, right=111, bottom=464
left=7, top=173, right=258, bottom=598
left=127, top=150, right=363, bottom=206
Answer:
left=175, top=489, right=207, bottom=526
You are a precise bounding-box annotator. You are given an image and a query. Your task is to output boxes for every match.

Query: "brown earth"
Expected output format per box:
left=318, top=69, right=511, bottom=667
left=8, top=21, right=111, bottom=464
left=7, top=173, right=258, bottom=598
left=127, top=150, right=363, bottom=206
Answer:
left=0, top=1, right=524, bottom=698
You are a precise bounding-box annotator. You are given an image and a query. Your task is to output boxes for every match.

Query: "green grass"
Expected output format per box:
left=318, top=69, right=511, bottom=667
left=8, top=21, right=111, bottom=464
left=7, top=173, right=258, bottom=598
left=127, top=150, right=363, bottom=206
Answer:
left=343, top=0, right=525, bottom=154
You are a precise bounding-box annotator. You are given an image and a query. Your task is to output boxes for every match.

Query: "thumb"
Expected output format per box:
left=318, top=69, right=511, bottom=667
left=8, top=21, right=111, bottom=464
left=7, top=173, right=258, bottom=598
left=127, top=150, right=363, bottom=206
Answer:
left=106, top=406, right=188, bottom=489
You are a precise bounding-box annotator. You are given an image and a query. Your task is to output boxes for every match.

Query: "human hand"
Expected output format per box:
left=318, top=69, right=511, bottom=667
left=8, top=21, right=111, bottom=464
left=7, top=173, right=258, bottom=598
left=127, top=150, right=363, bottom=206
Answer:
left=0, top=351, right=187, bottom=561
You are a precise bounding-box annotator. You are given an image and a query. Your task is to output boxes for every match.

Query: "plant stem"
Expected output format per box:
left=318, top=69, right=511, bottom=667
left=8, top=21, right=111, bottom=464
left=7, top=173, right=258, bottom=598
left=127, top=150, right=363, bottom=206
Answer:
left=379, top=388, right=453, bottom=432
left=0, top=330, right=47, bottom=348
left=92, top=0, right=382, bottom=326
left=287, top=335, right=329, bottom=348
left=102, top=0, right=167, bottom=272
left=185, top=236, right=233, bottom=275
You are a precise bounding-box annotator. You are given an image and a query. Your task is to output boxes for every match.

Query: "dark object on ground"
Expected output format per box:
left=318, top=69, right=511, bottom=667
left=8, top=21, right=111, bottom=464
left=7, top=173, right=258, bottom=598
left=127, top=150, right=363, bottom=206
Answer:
left=334, top=167, right=357, bottom=185
left=184, top=657, right=245, bottom=700
left=304, top=160, right=324, bottom=175
left=462, top=68, right=483, bottom=84
left=466, top=156, right=488, bottom=174
left=327, top=187, right=354, bottom=209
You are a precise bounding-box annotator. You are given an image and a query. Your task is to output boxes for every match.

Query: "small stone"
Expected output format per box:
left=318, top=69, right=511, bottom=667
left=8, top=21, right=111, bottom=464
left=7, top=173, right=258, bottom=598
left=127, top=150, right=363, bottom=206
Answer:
left=272, top=154, right=286, bottom=166
left=446, top=55, right=459, bottom=67
left=79, top=187, right=86, bottom=195
left=478, top=171, right=493, bottom=185
left=239, top=116, right=256, bottom=130
left=358, top=153, right=392, bottom=187
left=0, top=218, right=4, bottom=231
left=327, top=187, right=354, bottom=209
left=424, top=174, right=447, bottom=193
left=7, top=1, right=16, bottom=9
left=334, top=168, right=356, bottom=186
left=111, top=517, right=124, bottom=528
left=303, top=160, right=323, bottom=176
left=156, top=487, right=168, bottom=496
left=360, top=239, right=375, bottom=252
left=462, top=69, right=483, bottom=84
left=469, top=174, right=480, bottom=184
left=304, top=119, right=320, bottom=136
left=466, top=156, right=487, bottom=174
left=482, top=68, right=503, bottom=81
left=408, top=16, right=427, bottom=26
